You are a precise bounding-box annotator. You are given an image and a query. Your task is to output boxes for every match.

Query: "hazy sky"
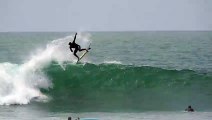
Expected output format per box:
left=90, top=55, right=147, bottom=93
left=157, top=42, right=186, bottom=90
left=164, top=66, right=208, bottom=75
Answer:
left=1, top=0, right=212, bottom=31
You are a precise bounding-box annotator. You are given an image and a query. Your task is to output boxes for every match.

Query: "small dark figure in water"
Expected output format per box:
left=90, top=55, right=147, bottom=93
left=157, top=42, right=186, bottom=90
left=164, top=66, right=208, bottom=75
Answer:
left=69, top=33, right=90, bottom=61
left=68, top=117, right=72, bottom=120
left=185, top=105, right=194, bottom=112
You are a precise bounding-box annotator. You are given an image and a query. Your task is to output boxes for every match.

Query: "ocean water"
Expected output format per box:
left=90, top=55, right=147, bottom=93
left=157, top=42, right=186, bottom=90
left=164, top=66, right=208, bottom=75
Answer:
left=0, top=31, right=212, bottom=120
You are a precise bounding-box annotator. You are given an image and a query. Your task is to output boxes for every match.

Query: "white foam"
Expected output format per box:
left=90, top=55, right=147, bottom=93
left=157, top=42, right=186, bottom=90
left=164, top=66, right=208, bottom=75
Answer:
left=0, top=33, right=91, bottom=105
left=103, top=60, right=122, bottom=64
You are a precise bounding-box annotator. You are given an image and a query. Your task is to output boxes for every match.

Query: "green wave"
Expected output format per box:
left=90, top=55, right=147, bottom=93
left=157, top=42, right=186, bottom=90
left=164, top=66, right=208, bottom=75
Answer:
left=40, top=63, right=212, bottom=112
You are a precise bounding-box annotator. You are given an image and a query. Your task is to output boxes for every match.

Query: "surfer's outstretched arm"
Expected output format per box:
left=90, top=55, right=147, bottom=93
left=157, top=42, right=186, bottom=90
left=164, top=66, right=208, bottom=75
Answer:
left=73, top=32, right=77, bottom=43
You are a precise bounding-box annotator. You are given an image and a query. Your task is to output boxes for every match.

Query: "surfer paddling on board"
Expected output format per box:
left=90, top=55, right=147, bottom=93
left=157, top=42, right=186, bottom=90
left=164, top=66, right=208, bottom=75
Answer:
left=185, top=105, right=194, bottom=112
left=69, top=32, right=91, bottom=61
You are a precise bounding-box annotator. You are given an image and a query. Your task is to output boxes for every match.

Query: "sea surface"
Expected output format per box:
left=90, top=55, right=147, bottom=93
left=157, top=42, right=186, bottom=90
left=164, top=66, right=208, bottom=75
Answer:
left=0, top=31, right=212, bottom=120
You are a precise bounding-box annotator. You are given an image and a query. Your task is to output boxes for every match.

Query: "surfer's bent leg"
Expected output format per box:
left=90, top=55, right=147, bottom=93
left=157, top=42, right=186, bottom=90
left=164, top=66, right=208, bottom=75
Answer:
left=78, top=46, right=87, bottom=51
left=79, top=48, right=87, bottom=51
left=69, top=47, right=73, bottom=52
left=73, top=49, right=79, bottom=61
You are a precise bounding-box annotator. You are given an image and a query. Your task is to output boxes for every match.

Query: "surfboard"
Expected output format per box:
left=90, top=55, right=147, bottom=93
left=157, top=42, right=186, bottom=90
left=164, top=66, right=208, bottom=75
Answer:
left=77, top=43, right=91, bottom=63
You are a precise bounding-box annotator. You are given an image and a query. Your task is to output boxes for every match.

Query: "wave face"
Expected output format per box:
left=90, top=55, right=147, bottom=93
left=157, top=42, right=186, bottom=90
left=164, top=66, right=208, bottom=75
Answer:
left=41, top=63, right=212, bottom=112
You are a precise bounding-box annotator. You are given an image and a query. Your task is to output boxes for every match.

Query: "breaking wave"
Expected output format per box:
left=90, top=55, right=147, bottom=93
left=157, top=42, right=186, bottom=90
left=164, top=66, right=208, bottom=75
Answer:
left=0, top=33, right=91, bottom=105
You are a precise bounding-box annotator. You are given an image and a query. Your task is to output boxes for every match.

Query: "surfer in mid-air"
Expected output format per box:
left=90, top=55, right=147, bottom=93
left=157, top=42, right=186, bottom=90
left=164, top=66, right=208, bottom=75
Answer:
left=69, top=32, right=90, bottom=61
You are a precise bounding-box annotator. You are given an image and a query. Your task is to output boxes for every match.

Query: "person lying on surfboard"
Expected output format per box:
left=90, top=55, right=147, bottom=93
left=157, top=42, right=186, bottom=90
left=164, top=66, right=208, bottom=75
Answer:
left=69, top=32, right=91, bottom=61
left=185, top=105, right=194, bottom=112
